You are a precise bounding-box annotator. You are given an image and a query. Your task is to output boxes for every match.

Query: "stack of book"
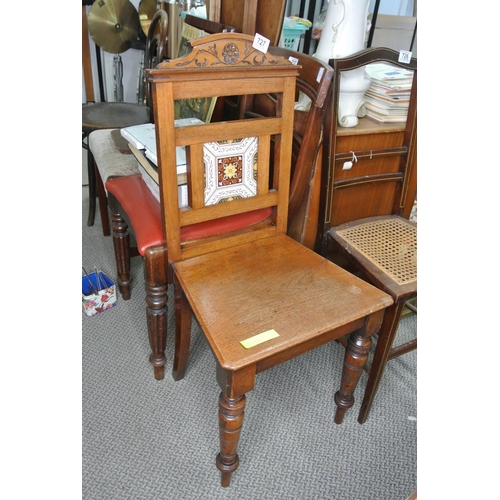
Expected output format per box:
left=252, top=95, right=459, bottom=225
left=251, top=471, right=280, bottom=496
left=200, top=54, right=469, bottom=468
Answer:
left=363, top=63, right=414, bottom=123
left=121, top=119, right=204, bottom=207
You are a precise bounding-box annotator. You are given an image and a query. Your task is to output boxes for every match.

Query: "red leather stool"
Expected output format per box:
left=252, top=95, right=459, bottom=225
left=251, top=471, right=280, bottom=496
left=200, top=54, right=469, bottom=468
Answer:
left=106, top=174, right=272, bottom=380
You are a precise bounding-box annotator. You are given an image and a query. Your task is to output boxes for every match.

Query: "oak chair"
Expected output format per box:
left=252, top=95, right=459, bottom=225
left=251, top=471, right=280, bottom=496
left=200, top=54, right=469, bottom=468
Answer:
left=106, top=44, right=334, bottom=380
left=148, top=32, right=392, bottom=486
left=325, top=47, right=417, bottom=424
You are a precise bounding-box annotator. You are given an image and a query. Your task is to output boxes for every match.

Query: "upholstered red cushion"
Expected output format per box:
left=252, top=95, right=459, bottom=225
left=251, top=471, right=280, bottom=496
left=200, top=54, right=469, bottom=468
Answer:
left=106, top=174, right=272, bottom=256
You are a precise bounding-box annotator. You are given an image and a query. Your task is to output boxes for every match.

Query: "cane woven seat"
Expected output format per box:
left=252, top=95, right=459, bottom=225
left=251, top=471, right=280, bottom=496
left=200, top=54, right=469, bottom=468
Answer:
left=334, top=216, right=417, bottom=287
left=330, top=215, right=417, bottom=301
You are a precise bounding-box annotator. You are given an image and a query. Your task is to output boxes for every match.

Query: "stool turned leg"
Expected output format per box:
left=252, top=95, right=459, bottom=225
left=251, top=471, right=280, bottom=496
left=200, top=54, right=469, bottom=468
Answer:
left=144, top=245, right=168, bottom=381
left=110, top=208, right=132, bottom=300
left=358, top=301, right=405, bottom=424
left=94, top=162, right=110, bottom=237
left=87, top=147, right=96, bottom=227
left=216, top=393, right=246, bottom=487
left=172, top=276, right=192, bottom=381
left=334, top=328, right=372, bottom=424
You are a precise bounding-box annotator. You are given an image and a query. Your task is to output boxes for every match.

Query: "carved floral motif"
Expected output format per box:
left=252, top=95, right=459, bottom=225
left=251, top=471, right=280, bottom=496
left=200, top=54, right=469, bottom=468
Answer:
left=175, top=41, right=282, bottom=69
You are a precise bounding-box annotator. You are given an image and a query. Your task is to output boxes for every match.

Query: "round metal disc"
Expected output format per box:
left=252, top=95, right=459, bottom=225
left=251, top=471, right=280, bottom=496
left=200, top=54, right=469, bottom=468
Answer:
left=139, top=0, right=159, bottom=36
left=88, top=0, right=140, bottom=54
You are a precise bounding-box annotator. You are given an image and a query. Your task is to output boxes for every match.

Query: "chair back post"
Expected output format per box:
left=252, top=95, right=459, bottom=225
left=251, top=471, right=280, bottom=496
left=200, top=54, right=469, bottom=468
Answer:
left=148, top=33, right=300, bottom=264
left=243, top=45, right=334, bottom=245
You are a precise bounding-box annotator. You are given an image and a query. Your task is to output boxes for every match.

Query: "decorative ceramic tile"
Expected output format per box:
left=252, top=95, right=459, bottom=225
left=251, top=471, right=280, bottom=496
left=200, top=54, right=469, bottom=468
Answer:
left=203, top=137, right=258, bottom=205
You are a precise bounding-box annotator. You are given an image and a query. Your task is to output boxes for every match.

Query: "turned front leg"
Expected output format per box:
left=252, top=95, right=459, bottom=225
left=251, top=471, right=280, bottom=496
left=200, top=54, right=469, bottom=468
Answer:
left=334, top=310, right=385, bottom=423
left=334, top=329, right=372, bottom=424
left=215, top=364, right=256, bottom=487
left=144, top=246, right=168, bottom=381
left=110, top=206, right=132, bottom=300
left=216, top=393, right=246, bottom=487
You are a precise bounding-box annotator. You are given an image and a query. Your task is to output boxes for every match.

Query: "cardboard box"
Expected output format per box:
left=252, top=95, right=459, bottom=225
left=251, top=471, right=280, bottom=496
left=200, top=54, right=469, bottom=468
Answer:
left=82, top=271, right=117, bottom=317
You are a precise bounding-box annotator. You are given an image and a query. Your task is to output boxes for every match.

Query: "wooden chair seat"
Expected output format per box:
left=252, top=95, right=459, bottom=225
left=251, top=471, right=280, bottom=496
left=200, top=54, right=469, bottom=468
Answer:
left=330, top=215, right=417, bottom=298
left=173, top=233, right=392, bottom=378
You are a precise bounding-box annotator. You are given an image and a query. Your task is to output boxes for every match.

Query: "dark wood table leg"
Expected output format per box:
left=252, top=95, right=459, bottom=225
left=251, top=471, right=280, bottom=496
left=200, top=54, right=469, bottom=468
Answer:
left=358, top=301, right=405, bottom=424
left=95, top=162, right=111, bottom=236
left=87, top=146, right=97, bottom=227
left=334, top=310, right=384, bottom=424
left=144, top=245, right=169, bottom=381
left=109, top=206, right=132, bottom=300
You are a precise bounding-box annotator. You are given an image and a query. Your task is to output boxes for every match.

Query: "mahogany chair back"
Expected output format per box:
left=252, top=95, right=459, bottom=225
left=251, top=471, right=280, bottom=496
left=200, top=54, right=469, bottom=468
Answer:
left=317, top=47, right=417, bottom=253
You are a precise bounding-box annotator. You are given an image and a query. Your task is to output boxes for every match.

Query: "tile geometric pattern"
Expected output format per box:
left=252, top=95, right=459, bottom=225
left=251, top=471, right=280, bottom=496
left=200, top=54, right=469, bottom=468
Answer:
left=204, top=137, right=258, bottom=205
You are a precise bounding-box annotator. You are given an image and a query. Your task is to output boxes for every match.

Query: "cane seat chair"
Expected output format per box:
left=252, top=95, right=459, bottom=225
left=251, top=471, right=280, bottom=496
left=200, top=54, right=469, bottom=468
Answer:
left=106, top=44, right=334, bottom=381
left=326, top=47, right=417, bottom=424
left=147, top=32, right=392, bottom=486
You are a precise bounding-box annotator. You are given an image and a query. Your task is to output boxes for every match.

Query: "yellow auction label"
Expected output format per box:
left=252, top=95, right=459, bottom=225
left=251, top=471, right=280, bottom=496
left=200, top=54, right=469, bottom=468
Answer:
left=240, top=329, right=280, bottom=349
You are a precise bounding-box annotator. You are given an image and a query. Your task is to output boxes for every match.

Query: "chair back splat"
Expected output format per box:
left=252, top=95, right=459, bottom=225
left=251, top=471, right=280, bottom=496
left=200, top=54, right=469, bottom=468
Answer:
left=149, top=33, right=297, bottom=263
left=148, top=33, right=393, bottom=487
